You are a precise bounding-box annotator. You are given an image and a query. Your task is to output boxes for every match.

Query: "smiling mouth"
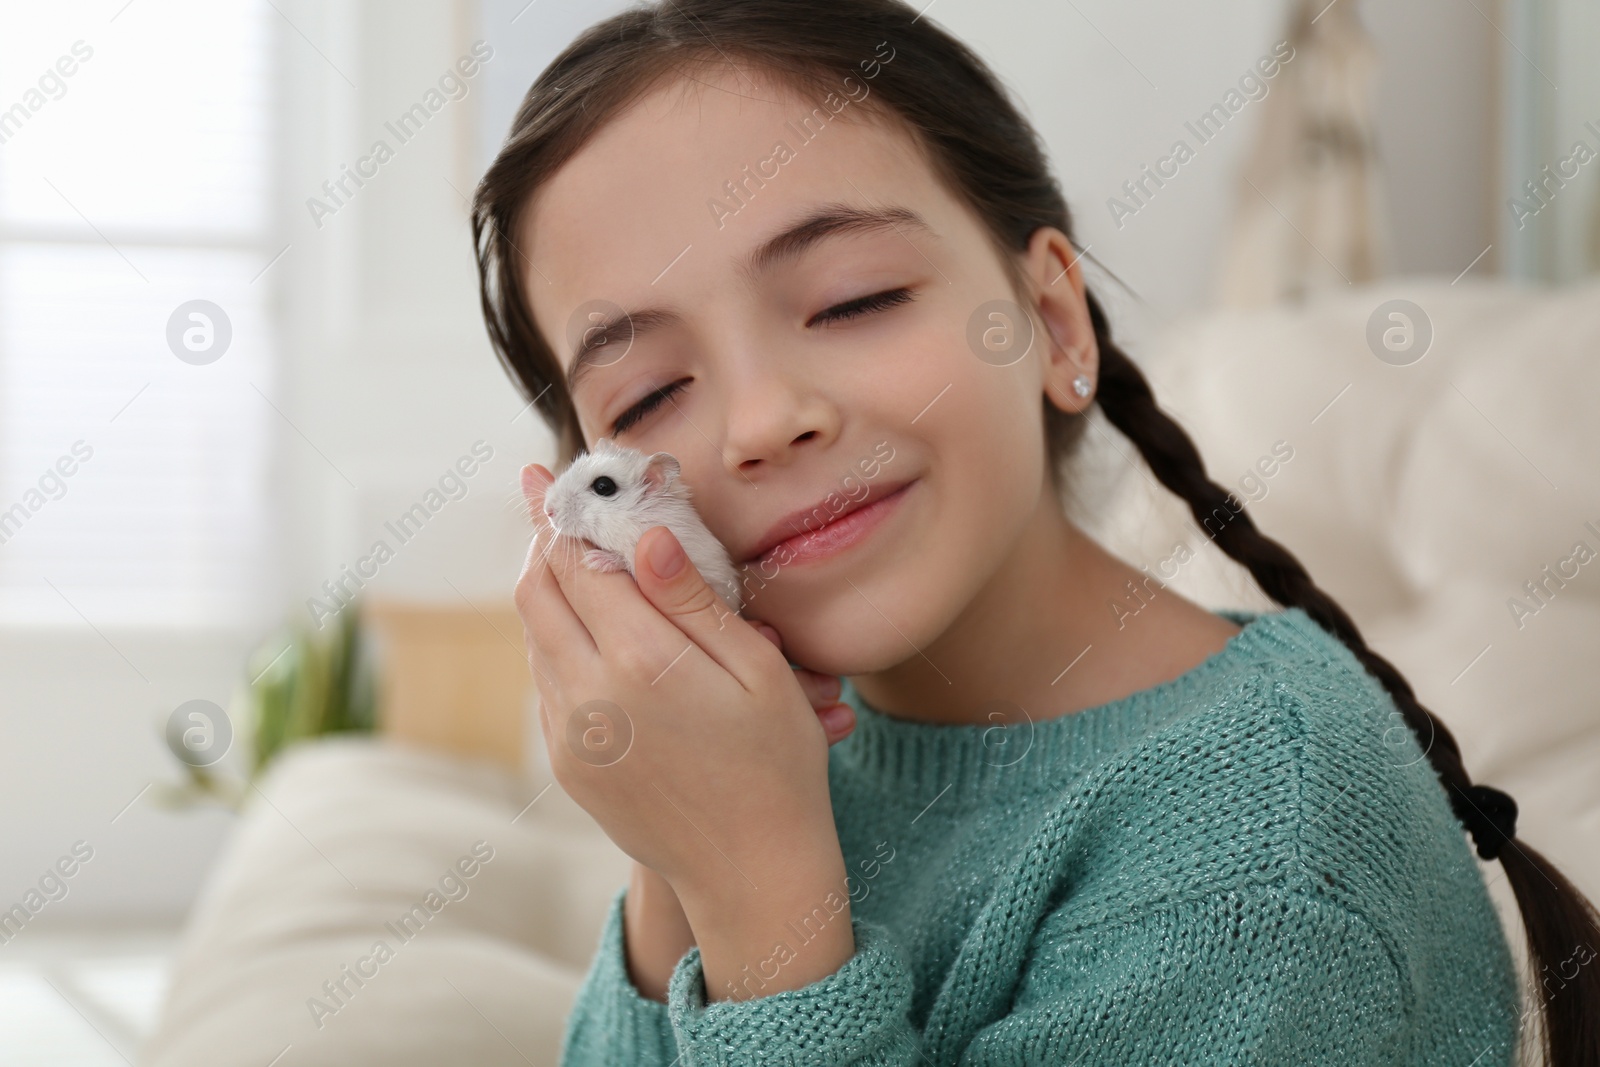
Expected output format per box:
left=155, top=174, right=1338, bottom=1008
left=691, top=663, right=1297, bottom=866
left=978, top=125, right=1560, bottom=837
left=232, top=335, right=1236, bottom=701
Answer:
left=747, top=480, right=915, bottom=569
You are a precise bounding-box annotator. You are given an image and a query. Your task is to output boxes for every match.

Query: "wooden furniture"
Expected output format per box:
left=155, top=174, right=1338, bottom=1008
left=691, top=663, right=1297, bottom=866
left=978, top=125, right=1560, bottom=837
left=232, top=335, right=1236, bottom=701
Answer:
left=363, top=598, right=533, bottom=773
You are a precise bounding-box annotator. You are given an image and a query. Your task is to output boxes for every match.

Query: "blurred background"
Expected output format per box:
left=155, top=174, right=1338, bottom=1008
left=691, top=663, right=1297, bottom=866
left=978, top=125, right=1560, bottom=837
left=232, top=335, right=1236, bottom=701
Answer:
left=1, top=0, right=1596, bottom=1063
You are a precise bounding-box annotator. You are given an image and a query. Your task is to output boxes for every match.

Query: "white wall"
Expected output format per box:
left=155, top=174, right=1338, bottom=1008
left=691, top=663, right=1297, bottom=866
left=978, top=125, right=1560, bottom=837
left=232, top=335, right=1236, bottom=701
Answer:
left=0, top=0, right=1505, bottom=923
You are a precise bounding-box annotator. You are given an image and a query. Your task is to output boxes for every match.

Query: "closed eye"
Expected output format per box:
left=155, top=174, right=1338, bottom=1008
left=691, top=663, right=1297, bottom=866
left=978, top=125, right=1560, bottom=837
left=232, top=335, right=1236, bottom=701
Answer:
left=611, top=379, right=687, bottom=437
left=610, top=288, right=916, bottom=436
left=808, top=287, right=916, bottom=327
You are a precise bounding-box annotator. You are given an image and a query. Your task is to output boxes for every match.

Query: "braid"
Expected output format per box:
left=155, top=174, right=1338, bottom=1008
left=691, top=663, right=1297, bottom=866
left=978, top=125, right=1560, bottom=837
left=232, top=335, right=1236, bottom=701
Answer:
left=1081, top=284, right=1600, bottom=1064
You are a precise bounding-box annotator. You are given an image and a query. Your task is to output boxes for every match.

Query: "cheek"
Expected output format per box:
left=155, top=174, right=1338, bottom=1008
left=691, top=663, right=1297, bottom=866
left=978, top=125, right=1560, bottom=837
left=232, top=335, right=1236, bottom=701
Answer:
left=897, top=316, right=1046, bottom=510
left=742, top=338, right=1047, bottom=674
left=914, top=371, right=1045, bottom=597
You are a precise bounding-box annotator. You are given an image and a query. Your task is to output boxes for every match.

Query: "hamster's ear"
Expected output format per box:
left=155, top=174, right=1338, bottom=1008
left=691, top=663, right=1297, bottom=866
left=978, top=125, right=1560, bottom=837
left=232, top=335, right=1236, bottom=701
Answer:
left=642, top=452, right=680, bottom=494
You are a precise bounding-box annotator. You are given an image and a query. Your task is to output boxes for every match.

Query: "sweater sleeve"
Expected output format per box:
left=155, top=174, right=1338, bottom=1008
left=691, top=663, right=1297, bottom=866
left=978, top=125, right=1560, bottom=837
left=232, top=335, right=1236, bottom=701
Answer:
left=565, top=884, right=1407, bottom=1065
left=959, top=886, right=1408, bottom=1065
left=557, top=884, right=682, bottom=1066
left=559, top=887, right=924, bottom=1066
left=663, top=913, right=925, bottom=1065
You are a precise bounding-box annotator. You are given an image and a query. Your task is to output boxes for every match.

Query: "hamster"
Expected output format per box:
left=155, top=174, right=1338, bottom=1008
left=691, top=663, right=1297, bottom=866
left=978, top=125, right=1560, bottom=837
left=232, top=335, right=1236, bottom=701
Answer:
left=539, top=437, right=744, bottom=614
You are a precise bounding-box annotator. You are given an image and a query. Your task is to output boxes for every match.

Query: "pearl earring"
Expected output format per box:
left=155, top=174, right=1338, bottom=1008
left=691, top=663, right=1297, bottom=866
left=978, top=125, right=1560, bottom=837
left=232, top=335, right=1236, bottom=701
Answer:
left=1071, top=374, right=1093, bottom=398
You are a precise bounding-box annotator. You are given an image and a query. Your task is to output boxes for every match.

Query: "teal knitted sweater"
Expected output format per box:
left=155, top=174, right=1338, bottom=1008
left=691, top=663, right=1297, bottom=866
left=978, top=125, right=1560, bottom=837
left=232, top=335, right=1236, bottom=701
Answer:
left=558, top=607, right=1522, bottom=1065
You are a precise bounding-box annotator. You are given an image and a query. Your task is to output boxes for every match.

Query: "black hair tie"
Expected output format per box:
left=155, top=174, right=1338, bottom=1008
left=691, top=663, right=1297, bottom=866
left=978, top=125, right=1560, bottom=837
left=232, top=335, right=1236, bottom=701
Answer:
left=1449, top=783, right=1519, bottom=861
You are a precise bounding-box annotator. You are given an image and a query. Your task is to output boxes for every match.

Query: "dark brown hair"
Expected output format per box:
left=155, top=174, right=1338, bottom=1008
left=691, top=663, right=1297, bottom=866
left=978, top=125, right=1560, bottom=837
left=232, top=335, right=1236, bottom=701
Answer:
left=470, top=2, right=1599, bottom=1059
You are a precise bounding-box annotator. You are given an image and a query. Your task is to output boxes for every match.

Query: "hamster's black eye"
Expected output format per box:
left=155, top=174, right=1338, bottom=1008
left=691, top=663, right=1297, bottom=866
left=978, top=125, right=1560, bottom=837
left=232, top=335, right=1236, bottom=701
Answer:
left=590, top=476, right=618, bottom=497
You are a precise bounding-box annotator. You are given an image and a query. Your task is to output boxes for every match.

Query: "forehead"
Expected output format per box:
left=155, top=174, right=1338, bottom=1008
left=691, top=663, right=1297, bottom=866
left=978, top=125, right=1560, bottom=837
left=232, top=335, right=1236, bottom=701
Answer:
left=520, top=66, right=947, bottom=370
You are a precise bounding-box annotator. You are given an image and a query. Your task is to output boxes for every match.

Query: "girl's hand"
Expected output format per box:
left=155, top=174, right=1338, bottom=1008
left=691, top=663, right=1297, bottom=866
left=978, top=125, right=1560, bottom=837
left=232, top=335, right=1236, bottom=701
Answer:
left=516, top=464, right=849, bottom=924
left=751, top=621, right=857, bottom=746
left=619, top=629, right=856, bottom=1003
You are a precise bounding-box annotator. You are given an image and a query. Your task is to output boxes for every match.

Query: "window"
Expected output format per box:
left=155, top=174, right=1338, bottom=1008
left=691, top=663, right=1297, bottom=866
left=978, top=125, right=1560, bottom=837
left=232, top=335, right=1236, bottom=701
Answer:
left=0, top=1, right=277, bottom=627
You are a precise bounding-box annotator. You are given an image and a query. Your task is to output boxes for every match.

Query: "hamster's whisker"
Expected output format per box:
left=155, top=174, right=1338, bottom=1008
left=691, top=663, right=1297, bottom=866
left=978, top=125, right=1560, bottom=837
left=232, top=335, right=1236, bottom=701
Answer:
left=536, top=535, right=561, bottom=572
left=506, top=488, right=549, bottom=524
left=530, top=522, right=560, bottom=563
left=544, top=531, right=579, bottom=580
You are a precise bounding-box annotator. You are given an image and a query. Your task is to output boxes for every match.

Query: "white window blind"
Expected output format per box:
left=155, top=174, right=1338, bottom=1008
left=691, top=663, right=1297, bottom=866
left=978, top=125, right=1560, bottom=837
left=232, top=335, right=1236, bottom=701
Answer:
left=0, top=1, right=276, bottom=628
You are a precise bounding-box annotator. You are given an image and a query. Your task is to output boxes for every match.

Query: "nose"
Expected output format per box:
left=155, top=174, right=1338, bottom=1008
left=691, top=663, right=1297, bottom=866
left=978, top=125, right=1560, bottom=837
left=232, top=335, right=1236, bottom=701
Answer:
left=720, top=357, right=839, bottom=473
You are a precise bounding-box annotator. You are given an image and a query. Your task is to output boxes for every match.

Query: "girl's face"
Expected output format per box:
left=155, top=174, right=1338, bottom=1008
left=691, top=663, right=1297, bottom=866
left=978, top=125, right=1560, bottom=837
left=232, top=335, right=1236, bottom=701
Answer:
left=521, top=68, right=1088, bottom=678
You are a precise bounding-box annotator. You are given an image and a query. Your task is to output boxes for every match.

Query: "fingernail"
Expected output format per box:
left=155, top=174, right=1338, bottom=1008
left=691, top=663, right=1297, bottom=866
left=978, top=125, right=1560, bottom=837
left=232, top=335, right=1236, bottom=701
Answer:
left=647, top=529, right=685, bottom=578
left=521, top=465, right=549, bottom=498
left=821, top=703, right=853, bottom=738
left=755, top=623, right=780, bottom=646
left=821, top=675, right=842, bottom=701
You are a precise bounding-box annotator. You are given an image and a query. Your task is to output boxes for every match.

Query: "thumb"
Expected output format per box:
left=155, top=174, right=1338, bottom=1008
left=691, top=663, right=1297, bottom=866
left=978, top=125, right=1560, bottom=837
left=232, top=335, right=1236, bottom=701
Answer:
left=521, top=464, right=554, bottom=526
left=634, top=525, right=751, bottom=676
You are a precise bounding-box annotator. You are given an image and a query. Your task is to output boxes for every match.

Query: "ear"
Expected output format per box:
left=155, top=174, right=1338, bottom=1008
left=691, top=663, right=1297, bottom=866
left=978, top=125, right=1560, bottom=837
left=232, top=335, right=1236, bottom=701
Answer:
left=641, top=451, right=680, bottom=494
left=1022, top=226, right=1099, bottom=415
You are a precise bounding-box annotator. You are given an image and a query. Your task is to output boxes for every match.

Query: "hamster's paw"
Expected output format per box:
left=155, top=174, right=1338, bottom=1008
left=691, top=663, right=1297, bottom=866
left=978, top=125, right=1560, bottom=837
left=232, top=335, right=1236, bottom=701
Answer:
left=583, top=548, right=630, bottom=574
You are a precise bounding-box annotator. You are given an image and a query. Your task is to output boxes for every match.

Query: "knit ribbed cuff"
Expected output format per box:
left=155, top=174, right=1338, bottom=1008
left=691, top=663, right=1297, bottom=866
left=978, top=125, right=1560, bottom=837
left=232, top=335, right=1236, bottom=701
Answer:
left=665, top=916, right=918, bottom=1066
left=559, top=884, right=681, bottom=1065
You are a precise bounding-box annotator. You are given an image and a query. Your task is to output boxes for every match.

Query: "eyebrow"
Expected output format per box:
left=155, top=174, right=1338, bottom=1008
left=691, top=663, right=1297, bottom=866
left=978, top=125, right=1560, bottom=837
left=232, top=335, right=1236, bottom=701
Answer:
left=564, top=202, right=936, bottom=398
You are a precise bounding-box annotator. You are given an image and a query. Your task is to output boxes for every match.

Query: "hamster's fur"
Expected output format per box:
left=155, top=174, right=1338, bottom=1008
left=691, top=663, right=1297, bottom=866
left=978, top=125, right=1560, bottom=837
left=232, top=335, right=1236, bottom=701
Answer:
left=542, top=437, right=743, bottom=614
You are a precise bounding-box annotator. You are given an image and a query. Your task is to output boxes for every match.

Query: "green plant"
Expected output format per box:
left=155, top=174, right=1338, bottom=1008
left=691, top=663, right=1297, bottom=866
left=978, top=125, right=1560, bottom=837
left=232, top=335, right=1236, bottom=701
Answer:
left=246, top=601, right=376, bottom=775
left=155, top=603, right=377, bottom=812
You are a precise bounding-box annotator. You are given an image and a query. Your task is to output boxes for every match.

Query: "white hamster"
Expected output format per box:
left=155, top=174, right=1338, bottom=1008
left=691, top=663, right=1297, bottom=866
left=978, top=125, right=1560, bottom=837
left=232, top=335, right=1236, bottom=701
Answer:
left=540, top=437, right=744, bottom=614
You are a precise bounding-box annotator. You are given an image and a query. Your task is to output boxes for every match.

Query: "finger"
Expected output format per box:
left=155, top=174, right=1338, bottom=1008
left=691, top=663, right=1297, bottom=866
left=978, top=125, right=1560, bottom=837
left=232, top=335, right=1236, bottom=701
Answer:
left=818, top=701, right=856, bottom=746
left=514, top=471, right=600, bottom=669
left=633, top=525, right=764, bottom=685
left=524, top=545, right=597, bottom=674
left=519, top=464, right=556, bottom=544
left=515, top=536, right=565, bottom=693
left=531, top=685, right=555, bottom=759
left=519, top=464, right=556, bottom=530
left=526, top=462, right=553, bottom=483
left=750, top=622, right=851, bottom=744
left=794, top=667, right=843, bottom=711
left=535, top=524, right=677, bottom=669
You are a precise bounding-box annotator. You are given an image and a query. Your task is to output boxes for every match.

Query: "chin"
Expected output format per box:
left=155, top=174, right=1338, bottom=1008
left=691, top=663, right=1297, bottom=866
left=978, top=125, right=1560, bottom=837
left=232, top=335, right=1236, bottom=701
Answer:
left=777, top=632, right=903, bottom=679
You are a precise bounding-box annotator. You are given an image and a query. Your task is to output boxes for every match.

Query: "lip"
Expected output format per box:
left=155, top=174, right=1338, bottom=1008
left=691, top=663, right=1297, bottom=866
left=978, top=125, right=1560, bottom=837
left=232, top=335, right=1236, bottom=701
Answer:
left=743, top=479, right=916, bottom=568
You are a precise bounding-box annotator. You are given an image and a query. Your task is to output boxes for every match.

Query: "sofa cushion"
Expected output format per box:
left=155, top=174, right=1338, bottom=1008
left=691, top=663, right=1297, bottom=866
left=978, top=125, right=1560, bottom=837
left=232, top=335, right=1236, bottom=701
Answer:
left=1075, top=276, right=1600, bottom=909
left=140, top=736, right=630, bottom=1067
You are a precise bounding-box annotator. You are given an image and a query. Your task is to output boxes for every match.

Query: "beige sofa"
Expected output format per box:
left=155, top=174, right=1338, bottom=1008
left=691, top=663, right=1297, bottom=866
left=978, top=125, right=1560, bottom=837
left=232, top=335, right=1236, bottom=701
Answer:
left=141, top=275, right=1600, bottom=1066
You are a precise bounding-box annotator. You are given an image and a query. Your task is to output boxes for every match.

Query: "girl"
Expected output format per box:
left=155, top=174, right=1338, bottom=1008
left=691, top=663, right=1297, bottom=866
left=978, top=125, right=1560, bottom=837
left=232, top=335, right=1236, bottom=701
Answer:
left=472, top=1, right=1600, bottom=1063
